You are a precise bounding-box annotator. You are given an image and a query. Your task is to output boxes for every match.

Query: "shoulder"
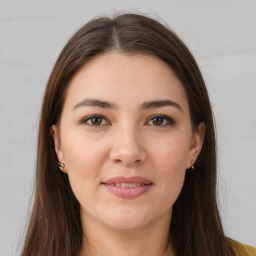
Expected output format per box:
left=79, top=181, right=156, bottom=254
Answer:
left=229, top=239, right=256, bottom=256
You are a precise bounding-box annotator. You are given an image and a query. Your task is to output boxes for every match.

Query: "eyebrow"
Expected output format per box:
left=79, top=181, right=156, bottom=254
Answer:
left=72, top=98, right=118, bottom=111
left=72, top=98, right=182, bottom=112
left=141, top=100, right=182, bottom=112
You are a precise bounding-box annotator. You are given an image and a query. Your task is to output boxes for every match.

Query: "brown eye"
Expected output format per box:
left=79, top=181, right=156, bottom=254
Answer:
left=82, top=115, right=109, bottom=126
left=147, top=115, right=175, bottom=126
left=152, top=117, right=164, bottom=125
left=91, top=117, right=103, bottom=125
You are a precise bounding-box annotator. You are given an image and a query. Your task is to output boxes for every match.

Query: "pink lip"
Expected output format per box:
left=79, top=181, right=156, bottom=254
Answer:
left=102, top=176, right=152, bottom=184
left=102, top=176, right=153, bottom=199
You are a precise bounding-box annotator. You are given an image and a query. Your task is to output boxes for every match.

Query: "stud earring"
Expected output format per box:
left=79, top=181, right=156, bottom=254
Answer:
left=191, top=159, right=195, bottom=170
left=57, top=162, right=65, bottom=168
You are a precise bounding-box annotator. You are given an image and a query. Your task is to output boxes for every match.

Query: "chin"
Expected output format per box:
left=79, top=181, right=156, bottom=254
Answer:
left=102, top=208, right=150, bottom=231
left=105, top=219, right=147, bottom=231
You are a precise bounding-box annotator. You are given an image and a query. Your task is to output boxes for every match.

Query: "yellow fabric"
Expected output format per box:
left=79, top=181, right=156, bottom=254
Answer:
left=243, top=244, right=256, bottom=256
left=230, top=239, right=256, bottom=256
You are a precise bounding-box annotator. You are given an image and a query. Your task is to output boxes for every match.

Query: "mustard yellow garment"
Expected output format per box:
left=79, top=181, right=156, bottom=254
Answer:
left=230, top=239, right=256, bottom=256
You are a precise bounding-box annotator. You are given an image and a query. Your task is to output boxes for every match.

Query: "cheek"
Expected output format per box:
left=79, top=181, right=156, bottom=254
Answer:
left=60, top=133, right=108, bottom=195
left=62, top=139, right=106, bottom=208
left=62, top=131, right=109, bottom=171
left=155, top=145, right=187, bottom=191
left=150, top=136, right=190, bottom=202
left=151, top=132, right=191, bottom=172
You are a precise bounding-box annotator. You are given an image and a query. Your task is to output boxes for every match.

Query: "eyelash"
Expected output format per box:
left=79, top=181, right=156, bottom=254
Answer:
left=147, top=115, right=175, bottom=126
left=81, top=114, right=175, bottom=127
left=81, top=115, right=109, bottom=127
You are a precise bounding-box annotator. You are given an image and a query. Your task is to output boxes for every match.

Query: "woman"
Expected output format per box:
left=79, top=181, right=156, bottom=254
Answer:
left=21, top=13, right=256, bottom=256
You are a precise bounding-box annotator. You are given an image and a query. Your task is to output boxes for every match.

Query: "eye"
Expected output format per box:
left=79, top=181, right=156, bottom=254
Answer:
left=81, top=115, right=109, bottom=126
left=146, top=115, right=175, bottom=126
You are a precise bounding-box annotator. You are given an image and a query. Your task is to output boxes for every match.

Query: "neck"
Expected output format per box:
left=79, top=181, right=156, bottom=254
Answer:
left=79, top=212, right=174, bottom=256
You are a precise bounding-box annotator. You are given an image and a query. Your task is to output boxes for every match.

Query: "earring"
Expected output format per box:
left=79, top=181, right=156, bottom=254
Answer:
left=191, top=159, right=195, bottom=170
left=57, top=162, right=65, bottom=168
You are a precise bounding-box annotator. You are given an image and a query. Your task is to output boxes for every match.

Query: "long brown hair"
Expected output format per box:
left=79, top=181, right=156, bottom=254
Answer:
left=21, top=13, right=235, bottom=256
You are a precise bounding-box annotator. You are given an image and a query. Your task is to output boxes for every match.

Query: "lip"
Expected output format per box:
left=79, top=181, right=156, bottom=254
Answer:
left=102, top=176, right=153, bottom=184
left=102, top=176, right=153, bottom=199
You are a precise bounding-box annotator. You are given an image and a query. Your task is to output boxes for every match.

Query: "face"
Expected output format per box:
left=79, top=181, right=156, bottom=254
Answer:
left=52, top=52, right=204, bottom=232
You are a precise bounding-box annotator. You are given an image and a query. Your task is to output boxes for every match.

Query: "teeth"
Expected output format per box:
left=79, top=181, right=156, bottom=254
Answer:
left=129, top=183, right=141, bottom=188
left=113, top=183, right=142, bottom=187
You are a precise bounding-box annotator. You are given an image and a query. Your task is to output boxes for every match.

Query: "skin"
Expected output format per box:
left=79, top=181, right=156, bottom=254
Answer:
left=51, top=52, right=205, bottom=256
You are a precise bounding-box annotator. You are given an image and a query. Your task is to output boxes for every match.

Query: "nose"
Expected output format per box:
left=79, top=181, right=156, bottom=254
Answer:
left=109, top=125, right=147, bottom=167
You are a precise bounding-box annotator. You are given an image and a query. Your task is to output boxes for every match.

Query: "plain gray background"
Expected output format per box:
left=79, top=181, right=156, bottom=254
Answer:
left=0, top=1, right=255, bottom=255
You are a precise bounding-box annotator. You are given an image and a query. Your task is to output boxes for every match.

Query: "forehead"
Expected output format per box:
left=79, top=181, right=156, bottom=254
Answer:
left=64, top=52, right=189, bottom=110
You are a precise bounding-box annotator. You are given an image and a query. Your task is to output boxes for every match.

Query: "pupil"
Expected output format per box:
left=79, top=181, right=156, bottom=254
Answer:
left=92, top=117, right=102, bottom=125
left=153, top=117, right=163, bottom=125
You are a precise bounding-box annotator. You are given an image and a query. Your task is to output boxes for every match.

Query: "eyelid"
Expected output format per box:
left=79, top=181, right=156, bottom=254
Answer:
left=145, top=114, right=176, bottom=126
left=81, top=114, right=110, bottom=126
left=80, top=114, right=175, bottom=127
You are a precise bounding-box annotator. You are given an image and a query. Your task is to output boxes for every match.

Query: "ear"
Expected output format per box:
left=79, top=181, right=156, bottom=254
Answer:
left=50, top=125, right=66, bottom=173
left=186, top=122, right=205, bottom=169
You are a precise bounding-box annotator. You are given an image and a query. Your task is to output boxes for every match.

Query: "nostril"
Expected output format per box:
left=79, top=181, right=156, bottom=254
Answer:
left=109, top=144, right=147, bottom=166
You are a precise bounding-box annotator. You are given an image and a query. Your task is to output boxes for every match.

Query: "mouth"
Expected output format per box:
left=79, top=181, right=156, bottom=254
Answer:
left=101, top=176, right=153, bottom=199
left=106, top=183, right=149, bottom=188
